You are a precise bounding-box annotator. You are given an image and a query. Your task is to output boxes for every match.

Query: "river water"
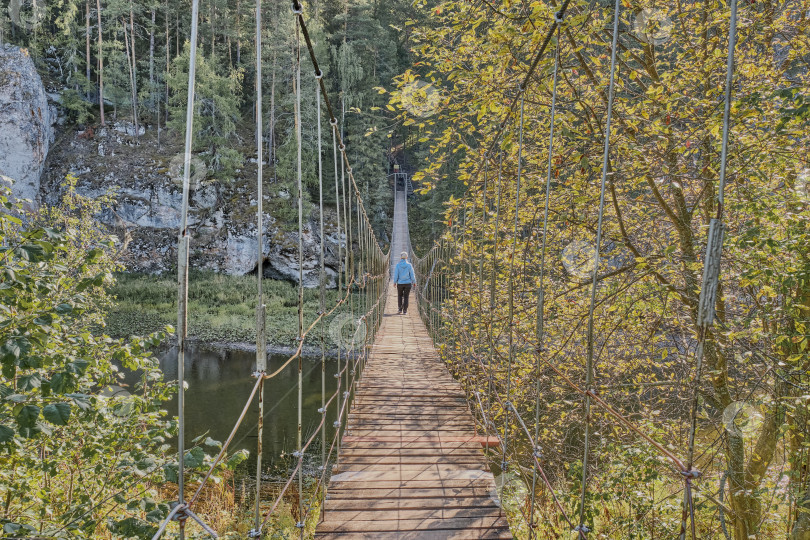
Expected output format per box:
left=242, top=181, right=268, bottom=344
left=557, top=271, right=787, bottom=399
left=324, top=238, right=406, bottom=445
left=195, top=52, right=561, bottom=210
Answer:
left=157, top=345, right=340, bottom=470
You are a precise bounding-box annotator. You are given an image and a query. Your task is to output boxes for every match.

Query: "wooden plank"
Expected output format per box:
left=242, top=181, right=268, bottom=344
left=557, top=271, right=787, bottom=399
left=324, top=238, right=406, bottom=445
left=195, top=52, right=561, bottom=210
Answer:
left=321, top=507, right=505, bottom=521
left=337, top=457, right=487, bottom=466
left=317, top=516, right=510, bottom=532
left=323, top=497, right=499, bottom=510
left=335, top=448, right=484, bottom=457
left=326, top=487, right=497, bottom=498
left=316, top=531, right=512, bottom=539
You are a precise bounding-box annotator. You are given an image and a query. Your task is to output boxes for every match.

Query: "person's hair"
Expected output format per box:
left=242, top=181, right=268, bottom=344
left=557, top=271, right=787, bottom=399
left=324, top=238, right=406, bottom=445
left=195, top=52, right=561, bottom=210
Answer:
left=400, top=251, right=408, bottom=259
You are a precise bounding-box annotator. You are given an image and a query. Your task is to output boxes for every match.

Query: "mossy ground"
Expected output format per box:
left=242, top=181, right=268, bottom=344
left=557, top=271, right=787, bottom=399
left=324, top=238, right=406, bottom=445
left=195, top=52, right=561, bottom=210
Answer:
left=107, top=271, right=354, bottom=349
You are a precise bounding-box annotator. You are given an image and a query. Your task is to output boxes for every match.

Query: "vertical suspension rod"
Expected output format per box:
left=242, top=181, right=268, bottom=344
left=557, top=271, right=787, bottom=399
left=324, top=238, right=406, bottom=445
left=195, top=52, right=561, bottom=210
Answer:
left=530, top=21, right=562, bottom=537
left=503, top=89, right=526, bottom=473
left=174, top=0, right=201, bottom=535
left=252, top=0, right=266, bottom=531
left=293, top=8, right=304, bottom=536
left=578, top=0, right=620, bottom=533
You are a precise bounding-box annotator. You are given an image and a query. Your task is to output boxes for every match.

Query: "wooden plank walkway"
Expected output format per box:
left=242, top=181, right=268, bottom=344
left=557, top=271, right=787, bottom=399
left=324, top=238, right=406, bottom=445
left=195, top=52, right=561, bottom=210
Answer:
left=315, top=282, right=512, bottom=539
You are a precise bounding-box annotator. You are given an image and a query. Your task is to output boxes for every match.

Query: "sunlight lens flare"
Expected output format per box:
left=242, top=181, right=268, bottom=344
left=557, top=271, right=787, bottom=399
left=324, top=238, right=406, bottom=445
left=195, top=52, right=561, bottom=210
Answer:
left=561, top=240, right=597, bottom=281
left=400, top=80, right=441, bottom=118
left=329, top=313, right=367, bottom=350
left=633, top=8, right=673, bottom=46
left=723, top=401, right=763, bottom=439
left=8, top=0, right=45, bottom=31
left=796, top=168, right=810, bottom=202
left=168, top=153, right=207, bottom=190
left=98, top=385, right=135, bottom=418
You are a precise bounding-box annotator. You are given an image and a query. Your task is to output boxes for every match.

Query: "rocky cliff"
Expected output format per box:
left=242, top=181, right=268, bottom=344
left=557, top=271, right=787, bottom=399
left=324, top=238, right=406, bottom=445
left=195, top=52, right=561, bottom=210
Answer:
left=41, top=129, right=342, bottom=286
left=0, top=44, right=55, bottom=204
left=1, top=43, right=350, bottom=287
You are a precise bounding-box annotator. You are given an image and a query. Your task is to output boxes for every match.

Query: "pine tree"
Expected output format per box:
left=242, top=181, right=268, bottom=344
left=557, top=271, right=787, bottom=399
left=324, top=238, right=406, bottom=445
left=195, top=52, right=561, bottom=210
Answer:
left=168, top=43, right=244, bottom=177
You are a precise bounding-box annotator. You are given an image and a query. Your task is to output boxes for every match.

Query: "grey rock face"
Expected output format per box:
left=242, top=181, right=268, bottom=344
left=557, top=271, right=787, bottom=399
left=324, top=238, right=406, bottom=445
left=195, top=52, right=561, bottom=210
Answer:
left=0, top=44, right=55, bottom=204
left=3, top=42, right=366, bottom=288
left=43, top=137, right=344, bottom=287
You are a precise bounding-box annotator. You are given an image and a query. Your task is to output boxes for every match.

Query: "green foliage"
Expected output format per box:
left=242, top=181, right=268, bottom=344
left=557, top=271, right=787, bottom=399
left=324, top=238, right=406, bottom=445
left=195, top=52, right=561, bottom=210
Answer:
left=59, top=88, right=95, bottom=124
left=0, top=177, right=176, bottom=536
left=167, top=43, right=244, bottom=176
left=0, top=178, right=252, bottom=536
left=108, top=270, right=359, bottom=349
left=405, top=1, right=810, bottom=538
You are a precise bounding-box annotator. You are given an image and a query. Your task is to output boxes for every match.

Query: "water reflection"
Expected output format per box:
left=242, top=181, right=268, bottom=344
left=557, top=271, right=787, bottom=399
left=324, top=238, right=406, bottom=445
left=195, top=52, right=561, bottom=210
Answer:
left=157, top=345, right=339, bottom=469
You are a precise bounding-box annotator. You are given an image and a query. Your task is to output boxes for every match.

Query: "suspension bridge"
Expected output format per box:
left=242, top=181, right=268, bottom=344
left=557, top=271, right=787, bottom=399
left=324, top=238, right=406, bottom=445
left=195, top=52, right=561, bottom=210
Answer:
left=315, top=191, right=511, bottom=538
left=149, top=0, right=751, bottom=537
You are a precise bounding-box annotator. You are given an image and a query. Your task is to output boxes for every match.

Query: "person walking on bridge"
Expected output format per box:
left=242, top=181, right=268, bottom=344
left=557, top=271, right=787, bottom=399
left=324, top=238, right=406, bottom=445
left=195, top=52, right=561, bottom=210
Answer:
left=394, top=251, right=415, bottom=315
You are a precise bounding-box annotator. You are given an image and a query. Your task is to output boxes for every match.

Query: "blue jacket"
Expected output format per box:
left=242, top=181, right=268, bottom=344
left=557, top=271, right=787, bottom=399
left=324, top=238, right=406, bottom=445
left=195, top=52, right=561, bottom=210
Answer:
left=394, top=260, right=415, bottom=285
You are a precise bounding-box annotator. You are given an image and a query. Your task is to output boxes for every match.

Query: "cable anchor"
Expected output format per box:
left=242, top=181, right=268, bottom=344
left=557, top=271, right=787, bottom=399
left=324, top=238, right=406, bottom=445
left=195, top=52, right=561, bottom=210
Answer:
left=169, top=502, right=187, bottom=521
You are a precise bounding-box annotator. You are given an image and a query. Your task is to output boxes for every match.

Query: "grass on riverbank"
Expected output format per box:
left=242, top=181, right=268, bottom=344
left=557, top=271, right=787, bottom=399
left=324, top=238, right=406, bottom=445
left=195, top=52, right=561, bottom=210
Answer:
left=107, top=271, right=356, bottom=349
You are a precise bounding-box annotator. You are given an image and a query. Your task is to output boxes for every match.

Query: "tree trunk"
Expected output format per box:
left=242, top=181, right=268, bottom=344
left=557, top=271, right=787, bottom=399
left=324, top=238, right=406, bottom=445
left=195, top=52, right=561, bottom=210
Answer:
left=165, top=0, right=169, bottom=108
left=209, top=3, right=211, bottom=58
left=96, top=0, right=105, bottom=126
left=129, top=4, right=139, bottom=139
left=790, top=289, right=810, bottom=539
left=794, top=484, right=810, bottom=540
left=161, top=0, right=169, bottom=149
left=269, top=47, right=275, bottom=178
left=85, top=0, right=91, bottom=100
left=122, top=19, right=138, bottom=138
left=149, top=8, right=155, bottom=91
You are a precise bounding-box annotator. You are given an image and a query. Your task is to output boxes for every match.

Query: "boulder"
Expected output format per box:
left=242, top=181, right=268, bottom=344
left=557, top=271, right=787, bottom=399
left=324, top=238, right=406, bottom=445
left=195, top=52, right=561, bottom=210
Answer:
left=0, top=44, right=54, bottom=204
left=226, top=230, right=258, bottom=275
left=264, top=226, right=338, bottom=288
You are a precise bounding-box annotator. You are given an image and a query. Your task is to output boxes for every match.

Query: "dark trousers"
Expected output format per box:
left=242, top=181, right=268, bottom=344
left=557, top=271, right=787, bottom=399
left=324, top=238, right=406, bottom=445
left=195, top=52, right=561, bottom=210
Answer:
left=397, top=284, right=412, bottom=313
